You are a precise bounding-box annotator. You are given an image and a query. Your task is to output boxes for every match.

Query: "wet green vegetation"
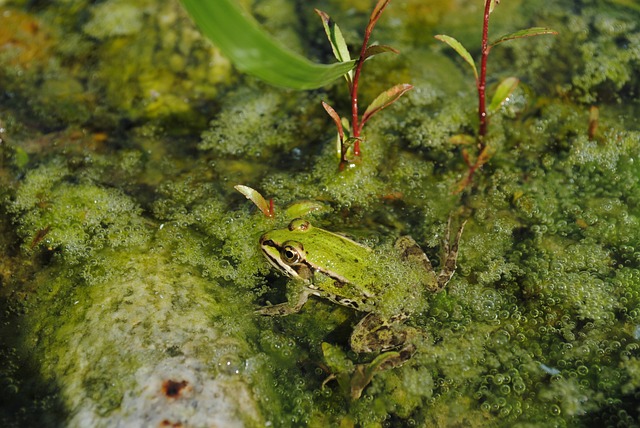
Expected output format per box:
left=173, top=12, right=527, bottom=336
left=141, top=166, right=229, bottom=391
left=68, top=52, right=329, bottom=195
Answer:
left=1, top=0, right=639, bottom=427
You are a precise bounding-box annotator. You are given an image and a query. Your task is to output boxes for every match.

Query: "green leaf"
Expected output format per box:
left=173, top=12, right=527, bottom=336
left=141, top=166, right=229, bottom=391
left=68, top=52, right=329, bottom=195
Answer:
left=434, top=34, right=478, bottom=82
left=234, top=185, right=273, bottom=217
left=180, top=0, right=356, bottom=90
left=315, top=9, right=352, bottom=85
left=488, top=77, right=519, bottom=114
left=315, top=9, right=351, bottom=64
left=362, top=44, right=399, bottom=61
left=361, top=83, right=413, bottom=126
left=490, top=27, right=558, bottom=47
left=284, top=200, right=326, bottom=218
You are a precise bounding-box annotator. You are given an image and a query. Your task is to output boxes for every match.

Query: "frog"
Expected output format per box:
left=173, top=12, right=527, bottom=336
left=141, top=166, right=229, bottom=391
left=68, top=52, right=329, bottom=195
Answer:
left=257, top=217, right=466, bottom=371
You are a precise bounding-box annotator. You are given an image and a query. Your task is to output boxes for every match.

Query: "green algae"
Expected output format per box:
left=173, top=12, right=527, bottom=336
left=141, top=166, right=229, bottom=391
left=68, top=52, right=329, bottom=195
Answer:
left=1, top=0, right=640, bottom=427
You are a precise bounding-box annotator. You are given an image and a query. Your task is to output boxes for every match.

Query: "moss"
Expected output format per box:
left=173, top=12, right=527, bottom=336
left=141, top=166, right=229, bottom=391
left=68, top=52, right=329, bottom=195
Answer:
left=199, top=85, right=326, bottom=160
left=18, top=247, right=266, bottom=426
left=0, top=0, right=233, bottom=132
left=9, top=161, right=150, bottom=265
left=82, top=0, right=144, bottom=39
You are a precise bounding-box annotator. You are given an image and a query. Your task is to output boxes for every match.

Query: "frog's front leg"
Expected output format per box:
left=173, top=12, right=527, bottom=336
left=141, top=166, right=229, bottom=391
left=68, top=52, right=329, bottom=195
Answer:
left=255, top=287, right=313, bottom=316
left=349, top=313, right=417, bottom=369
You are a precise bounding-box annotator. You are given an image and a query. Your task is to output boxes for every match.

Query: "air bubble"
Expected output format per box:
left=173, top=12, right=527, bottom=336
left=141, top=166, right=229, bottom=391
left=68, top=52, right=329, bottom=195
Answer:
left=499, top=406, right=512, bottom=418
left=513, top=381, right=526, bottom=394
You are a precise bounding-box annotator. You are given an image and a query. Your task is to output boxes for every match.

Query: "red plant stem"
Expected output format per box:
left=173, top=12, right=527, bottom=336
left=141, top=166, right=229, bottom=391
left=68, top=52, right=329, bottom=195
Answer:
left=477, top=0, right=492, bottom=148
left=350, top=68, right=362, bottom=155
left=349, top=1, right=389, bottom=156
left=350, top=34, right=372, bottom=155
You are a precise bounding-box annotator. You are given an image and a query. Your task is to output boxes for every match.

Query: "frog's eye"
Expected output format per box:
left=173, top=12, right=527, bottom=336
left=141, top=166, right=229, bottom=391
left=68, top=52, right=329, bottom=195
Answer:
left=280, top=242, right=304, bottom=265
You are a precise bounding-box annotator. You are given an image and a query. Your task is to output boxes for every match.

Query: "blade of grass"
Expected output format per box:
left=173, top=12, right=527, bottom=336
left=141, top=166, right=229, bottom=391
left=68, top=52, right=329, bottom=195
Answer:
left=181, top=0, right=355, bottom=90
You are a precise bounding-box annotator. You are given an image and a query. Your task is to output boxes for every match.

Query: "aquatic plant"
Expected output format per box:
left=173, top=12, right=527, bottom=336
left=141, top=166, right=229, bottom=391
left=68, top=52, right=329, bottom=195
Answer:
left=181, top=0, right=410, bottom=170
left=436, top=0, right=557, bottom=193
left=235, top=184, right=274, bottom=218
left=317, top=0, right=413, bottom=169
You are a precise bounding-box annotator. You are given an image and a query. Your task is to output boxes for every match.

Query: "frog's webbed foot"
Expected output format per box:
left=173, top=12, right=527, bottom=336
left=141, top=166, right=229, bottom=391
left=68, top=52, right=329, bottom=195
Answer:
left=434, top=217, right=467, bottom=292
left=255, top=288, right=311, bottom=316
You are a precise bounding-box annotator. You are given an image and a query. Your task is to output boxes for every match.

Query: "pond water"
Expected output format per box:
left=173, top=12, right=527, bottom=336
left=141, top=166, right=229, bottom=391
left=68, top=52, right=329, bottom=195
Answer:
left=1, top=0, right=639, bottom=426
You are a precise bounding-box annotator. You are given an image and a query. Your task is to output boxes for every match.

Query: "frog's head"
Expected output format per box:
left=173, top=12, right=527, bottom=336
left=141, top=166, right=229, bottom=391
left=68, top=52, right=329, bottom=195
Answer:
left=259, top=219, right=314, bottom=281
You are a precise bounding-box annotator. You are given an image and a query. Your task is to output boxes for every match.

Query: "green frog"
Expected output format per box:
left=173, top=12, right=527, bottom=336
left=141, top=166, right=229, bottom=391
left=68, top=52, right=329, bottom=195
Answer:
left=257, top=217, right=466, bottom=369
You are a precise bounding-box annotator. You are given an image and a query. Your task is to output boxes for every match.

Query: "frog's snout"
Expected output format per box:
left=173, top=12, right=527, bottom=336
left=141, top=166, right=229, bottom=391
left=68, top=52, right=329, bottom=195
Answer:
left=259, top=234, right=273, bottom=248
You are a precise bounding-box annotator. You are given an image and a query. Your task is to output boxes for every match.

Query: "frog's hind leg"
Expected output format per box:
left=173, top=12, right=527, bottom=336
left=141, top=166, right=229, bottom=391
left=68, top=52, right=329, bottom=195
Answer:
left=435, top=217, right=467, bottom=292
left=395, top=235, right=435, bottom=273
left=349, top=313, right=417, bottom=369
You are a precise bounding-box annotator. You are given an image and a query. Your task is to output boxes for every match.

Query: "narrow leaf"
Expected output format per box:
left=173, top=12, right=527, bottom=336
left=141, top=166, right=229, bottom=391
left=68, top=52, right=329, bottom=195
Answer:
left=234, top=185, right=273, bottom=217
left=488, top=76, right=519, bottom=114
left=315, top=9, right=351, bottom=64
left=314, top=9, right=352, bottom=85
left=435, top=34, right=478, bottom=82
left=490, top=27, right=558, bottom=47
left=361, top=84, right=413, bottom=125
left=180, top=0, right=356, bottom=90
left=362, top=44, right=399, bottom=61
left=285, top=200, right=326, bottom=218
left=371, top=0, right=392, bottom=24
left=322, top=101, right=344, bottom=143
